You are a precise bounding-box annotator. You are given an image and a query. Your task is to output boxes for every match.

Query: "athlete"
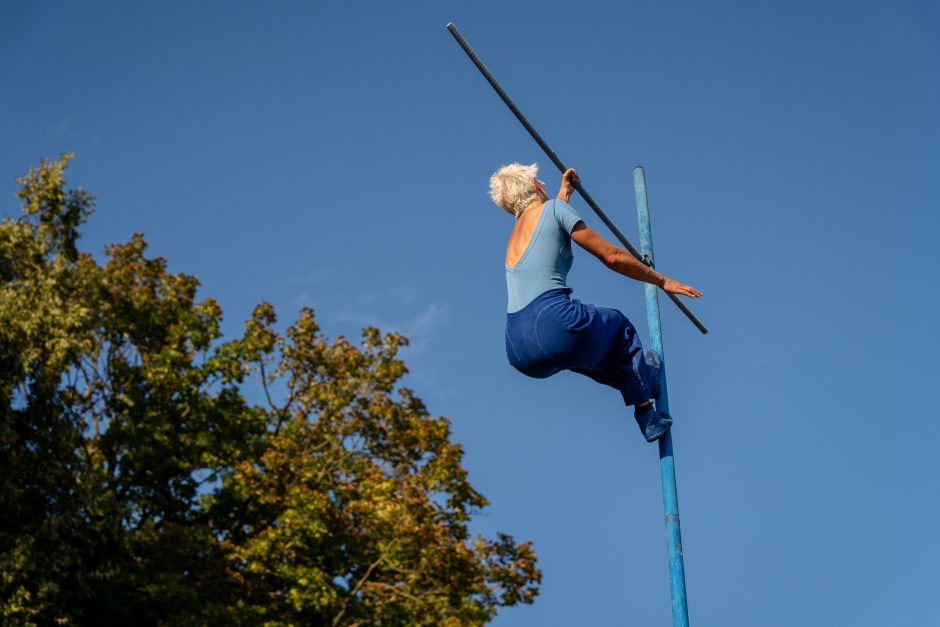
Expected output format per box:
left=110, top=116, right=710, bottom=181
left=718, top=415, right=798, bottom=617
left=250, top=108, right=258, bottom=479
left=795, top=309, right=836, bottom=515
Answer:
left=492, top=163, right=702, bottom=442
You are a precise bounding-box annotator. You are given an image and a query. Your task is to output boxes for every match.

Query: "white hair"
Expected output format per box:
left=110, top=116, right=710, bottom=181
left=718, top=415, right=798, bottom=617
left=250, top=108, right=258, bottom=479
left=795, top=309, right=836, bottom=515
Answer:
left=488, top=162, right=544, bottom=217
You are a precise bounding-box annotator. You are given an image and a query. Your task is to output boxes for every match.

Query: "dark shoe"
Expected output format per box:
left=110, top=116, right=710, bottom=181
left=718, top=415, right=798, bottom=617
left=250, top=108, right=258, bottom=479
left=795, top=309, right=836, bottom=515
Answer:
left=634, top=403, right=672, bottom=443
left=646, top=408, right=672, bottom=442
left=645, top=350, right=662, bottom=400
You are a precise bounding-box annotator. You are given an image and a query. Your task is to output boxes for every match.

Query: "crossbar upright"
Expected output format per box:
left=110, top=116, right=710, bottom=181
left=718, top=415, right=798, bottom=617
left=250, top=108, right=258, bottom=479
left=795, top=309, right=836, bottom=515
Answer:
left=634, top=166, right=690, bottom=627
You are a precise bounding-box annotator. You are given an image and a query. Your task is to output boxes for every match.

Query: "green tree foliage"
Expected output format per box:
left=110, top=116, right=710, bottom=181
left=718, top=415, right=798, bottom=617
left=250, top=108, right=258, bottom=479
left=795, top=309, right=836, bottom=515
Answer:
left=0, top=155, right=540, bottom=626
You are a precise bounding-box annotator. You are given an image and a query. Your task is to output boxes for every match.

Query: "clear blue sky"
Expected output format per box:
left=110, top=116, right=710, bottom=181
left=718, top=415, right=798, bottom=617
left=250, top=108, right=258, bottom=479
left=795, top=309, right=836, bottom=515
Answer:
left=3, top=1, right=939, bottom=625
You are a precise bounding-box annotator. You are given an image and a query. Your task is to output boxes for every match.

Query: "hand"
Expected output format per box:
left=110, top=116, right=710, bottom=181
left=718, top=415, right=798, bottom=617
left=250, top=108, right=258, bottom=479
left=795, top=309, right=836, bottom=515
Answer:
left=662, top=278, right=702, bottom=298
left=557, top=168, right=580, bottom=202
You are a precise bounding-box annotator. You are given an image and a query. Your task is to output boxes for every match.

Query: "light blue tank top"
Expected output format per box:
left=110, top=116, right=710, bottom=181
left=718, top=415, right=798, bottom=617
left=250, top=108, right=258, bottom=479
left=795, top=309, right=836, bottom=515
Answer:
left=505, top=198, right=583, bottom=313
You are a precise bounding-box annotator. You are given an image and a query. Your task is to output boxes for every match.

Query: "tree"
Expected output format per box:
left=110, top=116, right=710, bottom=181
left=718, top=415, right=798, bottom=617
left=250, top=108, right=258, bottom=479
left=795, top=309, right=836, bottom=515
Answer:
left=0, top=154, right=540, bottom=626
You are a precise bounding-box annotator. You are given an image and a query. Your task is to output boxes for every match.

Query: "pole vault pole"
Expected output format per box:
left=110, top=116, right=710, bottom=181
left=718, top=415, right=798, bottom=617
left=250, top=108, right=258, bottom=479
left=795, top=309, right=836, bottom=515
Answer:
left=445, top=22, right=708, bottom=335
left=634, top=166, right=690, bottom=627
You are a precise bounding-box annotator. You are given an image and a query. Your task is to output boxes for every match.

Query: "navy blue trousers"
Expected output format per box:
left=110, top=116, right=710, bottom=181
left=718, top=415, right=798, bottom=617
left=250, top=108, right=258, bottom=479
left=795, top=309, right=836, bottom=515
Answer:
left=505, top=288, right=654, bottom=406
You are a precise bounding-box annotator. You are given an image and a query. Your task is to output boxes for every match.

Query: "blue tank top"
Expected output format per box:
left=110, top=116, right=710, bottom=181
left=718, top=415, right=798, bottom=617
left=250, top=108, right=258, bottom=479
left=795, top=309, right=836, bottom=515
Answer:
left=505, top=198, right=583, bottom=313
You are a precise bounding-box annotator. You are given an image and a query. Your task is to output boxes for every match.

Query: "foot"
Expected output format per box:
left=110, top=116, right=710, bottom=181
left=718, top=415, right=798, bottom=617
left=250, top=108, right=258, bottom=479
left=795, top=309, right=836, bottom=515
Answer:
left=645, top=350, right=662, bottom=400
left=634, top=403, right=672, bottom=443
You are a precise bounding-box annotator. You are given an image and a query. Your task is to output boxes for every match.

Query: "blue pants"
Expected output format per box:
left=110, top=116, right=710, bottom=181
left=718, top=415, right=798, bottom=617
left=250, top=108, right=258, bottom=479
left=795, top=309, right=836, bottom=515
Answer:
left=505, top=288, right=654, bottom=406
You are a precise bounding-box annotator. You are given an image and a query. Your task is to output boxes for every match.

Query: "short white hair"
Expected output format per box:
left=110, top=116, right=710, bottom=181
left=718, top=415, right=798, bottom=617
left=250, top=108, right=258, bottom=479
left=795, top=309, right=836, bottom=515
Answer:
left=488, top=162, right=543, bottom=216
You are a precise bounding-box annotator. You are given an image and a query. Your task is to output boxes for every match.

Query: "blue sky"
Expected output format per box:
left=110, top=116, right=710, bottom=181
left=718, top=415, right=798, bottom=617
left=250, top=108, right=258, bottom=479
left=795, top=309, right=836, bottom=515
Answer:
left=3, top=1, right=939, bottom=625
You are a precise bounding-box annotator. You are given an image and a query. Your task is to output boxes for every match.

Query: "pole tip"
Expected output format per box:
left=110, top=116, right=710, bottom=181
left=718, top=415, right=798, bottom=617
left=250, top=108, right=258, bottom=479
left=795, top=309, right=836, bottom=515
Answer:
left=633, top=165, right=644, bottom=172
left=446, top=22, right=456, bottom=29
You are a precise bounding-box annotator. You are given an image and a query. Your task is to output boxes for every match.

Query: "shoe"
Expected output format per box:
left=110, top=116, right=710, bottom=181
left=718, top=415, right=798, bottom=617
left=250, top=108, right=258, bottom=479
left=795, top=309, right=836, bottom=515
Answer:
left=645, top=350, right=662, bottom=400
left=634, top=403, right=672, bottom=443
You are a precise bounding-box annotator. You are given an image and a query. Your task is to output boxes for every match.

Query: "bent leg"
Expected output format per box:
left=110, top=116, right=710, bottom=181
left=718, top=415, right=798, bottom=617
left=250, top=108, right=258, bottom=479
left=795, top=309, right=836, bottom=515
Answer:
left=568, top=307, right=657, bottom=406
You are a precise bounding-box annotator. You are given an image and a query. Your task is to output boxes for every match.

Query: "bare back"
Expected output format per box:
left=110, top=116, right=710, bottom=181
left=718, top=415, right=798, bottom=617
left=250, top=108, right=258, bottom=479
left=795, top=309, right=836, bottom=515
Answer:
left=505, top=203, right=545, bottom=268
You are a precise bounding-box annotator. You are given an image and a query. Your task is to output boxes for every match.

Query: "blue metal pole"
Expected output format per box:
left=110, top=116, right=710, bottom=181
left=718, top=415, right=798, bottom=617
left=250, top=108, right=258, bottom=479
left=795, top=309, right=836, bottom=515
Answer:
left=633, top=166, right=690, bottom=627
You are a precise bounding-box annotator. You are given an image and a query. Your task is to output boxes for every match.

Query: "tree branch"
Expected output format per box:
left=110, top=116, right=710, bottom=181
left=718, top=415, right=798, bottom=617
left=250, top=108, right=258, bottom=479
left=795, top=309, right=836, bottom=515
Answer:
left=332, top=552, right=385, bottom=627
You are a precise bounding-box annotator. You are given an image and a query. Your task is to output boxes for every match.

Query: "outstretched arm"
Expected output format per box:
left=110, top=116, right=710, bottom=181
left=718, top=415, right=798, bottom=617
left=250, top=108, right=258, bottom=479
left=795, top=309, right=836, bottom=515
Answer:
left=570, top=222, right=702, bottom=297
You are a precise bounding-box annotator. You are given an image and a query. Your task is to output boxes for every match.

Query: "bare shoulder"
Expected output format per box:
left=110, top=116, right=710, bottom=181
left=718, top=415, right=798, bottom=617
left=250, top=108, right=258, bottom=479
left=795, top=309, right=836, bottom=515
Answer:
left=505, top=204, right=546, bottom=267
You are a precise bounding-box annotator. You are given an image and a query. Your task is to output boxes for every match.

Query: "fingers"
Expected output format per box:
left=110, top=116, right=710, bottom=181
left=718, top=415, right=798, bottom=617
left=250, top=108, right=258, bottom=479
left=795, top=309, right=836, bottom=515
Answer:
left=563, top=168, right=580, bottom=186
left=664, top=278, right=702, bottom=298
left=673, top=284, right=701, bottom=297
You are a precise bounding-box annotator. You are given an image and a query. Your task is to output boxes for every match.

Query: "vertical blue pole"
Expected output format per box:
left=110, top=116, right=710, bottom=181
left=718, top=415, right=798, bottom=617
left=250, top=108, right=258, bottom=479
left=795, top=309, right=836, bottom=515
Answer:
left=633, top=166, right=690, bottom=627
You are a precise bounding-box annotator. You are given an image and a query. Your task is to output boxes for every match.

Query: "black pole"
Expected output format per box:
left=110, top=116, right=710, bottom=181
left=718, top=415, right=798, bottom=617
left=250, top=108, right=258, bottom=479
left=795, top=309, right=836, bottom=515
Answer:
left=446, top=22, right=708, bottom=335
